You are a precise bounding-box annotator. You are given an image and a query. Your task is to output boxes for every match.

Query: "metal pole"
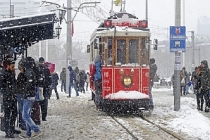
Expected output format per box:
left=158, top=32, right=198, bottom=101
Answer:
left=66, top=0, right=72, bottom=94
left=146, top=0, right=148, bottom=22
left=10, top=0, right=11, bottom=18
left=191, top=31, right=195, bottom=72
left=123, top=0, right=126, bottom=12
left=110, top=0, right=114, bottom=16
left=182, top=0, right=185, bottom=68
left=174, top=0, right=181, bottom=111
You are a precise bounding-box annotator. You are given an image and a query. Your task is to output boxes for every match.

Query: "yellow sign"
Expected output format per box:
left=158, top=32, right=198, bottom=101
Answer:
left=115, top=0, right=122, bottom=6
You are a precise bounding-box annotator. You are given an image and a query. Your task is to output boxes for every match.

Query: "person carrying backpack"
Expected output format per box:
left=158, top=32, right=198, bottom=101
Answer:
left=37, top=57, right=52, bottom=121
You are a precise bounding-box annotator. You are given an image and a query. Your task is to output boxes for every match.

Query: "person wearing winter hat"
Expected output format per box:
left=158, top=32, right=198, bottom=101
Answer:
left=18, top=57, right=42, bottom=138
left=38, top=57, right=45, bottom=63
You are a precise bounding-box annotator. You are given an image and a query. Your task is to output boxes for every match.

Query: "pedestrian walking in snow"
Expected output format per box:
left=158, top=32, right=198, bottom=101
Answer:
left=194, top=65, right=203, bottom=110
left=149, top=58, right=157, bottom=110
left=68, top=66, right=79, bottom=97
left=50, top=71, right=60, bottom=99
left=0, top=58, right=21, bottom=138
left=180, top=67, right=188, bottom=96
left=79, top=70, right=87, bottom=93
left=75, top=67, right=80, bottom=92
left=199, top=60, right=210, bottom=112
left=18, top=57, right=42, bottom=138
left=86, top=72, right=90, bottom=91
left=60, top=68, right=66, bottom=93
left=191, top=67, right=198, bottom=95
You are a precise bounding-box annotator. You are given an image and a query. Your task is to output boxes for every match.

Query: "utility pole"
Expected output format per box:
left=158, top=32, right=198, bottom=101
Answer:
left=146, top=0, right=148, bottom=22
left=9, top=0, right=14, bottom=18
left=191, top=31, right=195, bottom=72
left=174, top=0, right=181, bottom=111
left=66, top=0, right=72, bottom=94
left=182, top=0, right=185, bottom=68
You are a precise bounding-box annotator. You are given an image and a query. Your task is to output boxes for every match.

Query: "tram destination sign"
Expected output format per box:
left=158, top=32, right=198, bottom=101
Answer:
left=170, top=26, right=186, bottom=52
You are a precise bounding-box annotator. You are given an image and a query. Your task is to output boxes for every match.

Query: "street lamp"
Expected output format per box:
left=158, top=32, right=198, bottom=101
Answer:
left=58, top=8, right=66, bottom=24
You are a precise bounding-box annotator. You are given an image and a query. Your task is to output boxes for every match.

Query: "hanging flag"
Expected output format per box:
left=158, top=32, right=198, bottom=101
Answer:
left=71, top=22, right=74, bottom=36
left=115, top=0, right=122, bottom=6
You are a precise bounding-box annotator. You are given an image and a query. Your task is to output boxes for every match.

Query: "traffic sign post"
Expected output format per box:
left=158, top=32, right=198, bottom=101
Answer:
left=170, top=26, right=186, bottom=111
left=170, top=26, right=186, bottom=52
left=173, top=0, right=182, bottom=111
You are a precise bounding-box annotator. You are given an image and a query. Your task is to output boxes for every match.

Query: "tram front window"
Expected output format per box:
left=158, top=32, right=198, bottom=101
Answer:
left=129, top=39, right=139, bottom=64
left=117, top=39, right=126, bottom=64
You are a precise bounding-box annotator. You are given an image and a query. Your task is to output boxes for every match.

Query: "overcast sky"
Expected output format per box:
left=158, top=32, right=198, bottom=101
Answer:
left=47, top=0, right=210, bottom=43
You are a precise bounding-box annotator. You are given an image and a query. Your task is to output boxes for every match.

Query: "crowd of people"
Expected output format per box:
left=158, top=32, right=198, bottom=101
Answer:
left=0, top=57, right=50, bottom=138
left=171, top=60, right=210, bottom=112
left=0, top=56, right=90, bottom=139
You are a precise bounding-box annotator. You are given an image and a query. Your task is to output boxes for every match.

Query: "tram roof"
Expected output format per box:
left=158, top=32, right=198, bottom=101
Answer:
left=90, top=26, right=150, bottom=42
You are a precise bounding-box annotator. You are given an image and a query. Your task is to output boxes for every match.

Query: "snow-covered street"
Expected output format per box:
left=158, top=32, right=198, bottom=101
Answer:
left=0, top=86, right=210, bottom=140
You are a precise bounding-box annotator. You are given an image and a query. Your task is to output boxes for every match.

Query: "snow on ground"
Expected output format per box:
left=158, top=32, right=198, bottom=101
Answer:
left=152, top=87, right=210, bottom=140
left=0, top=85, right=210, bottom=140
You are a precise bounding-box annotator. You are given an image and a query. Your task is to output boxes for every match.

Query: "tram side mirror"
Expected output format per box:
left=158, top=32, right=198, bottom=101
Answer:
left=153, top=39, right=158, bottom=50
left=87, top=45, right=90, bottom=53
left=94, top=38, right=99, bottom=49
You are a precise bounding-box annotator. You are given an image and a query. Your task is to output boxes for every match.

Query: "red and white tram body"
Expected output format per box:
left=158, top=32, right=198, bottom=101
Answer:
left=88, top=13, right=151, bottom=113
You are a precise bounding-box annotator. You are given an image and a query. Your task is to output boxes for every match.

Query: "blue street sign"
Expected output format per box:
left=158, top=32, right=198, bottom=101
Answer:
left=170, top=26, right=186, bottom=52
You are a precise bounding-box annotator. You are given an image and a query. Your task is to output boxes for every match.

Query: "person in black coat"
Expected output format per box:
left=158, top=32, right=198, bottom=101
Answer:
left=149, top=58, right=157, bottom=110
left=37, top=57, right=52, bottom=121
left=79, top=70, right=87, bottom=93
left=18, top=57, right=41, bottom=138
left=199, top=60, right=210, bottom=112
left=17, top=65, right=27, bottom=130
left=0, top=58, right=21, bottom=138
left=50, top=71, right=59, bottom=99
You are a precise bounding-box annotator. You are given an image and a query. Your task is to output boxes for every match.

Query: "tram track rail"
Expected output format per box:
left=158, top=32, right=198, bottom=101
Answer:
left=141, top=116, right=185, bottom=140
left=109, top=114, right=185, bottom=140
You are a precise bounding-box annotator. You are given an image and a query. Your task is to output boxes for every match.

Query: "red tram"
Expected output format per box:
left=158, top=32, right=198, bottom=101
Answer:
left=87, top=10, right=153, bottom=115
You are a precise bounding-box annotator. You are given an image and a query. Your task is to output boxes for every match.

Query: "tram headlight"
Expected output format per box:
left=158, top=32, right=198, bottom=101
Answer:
left=122, top=76, right=132, bottom=87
